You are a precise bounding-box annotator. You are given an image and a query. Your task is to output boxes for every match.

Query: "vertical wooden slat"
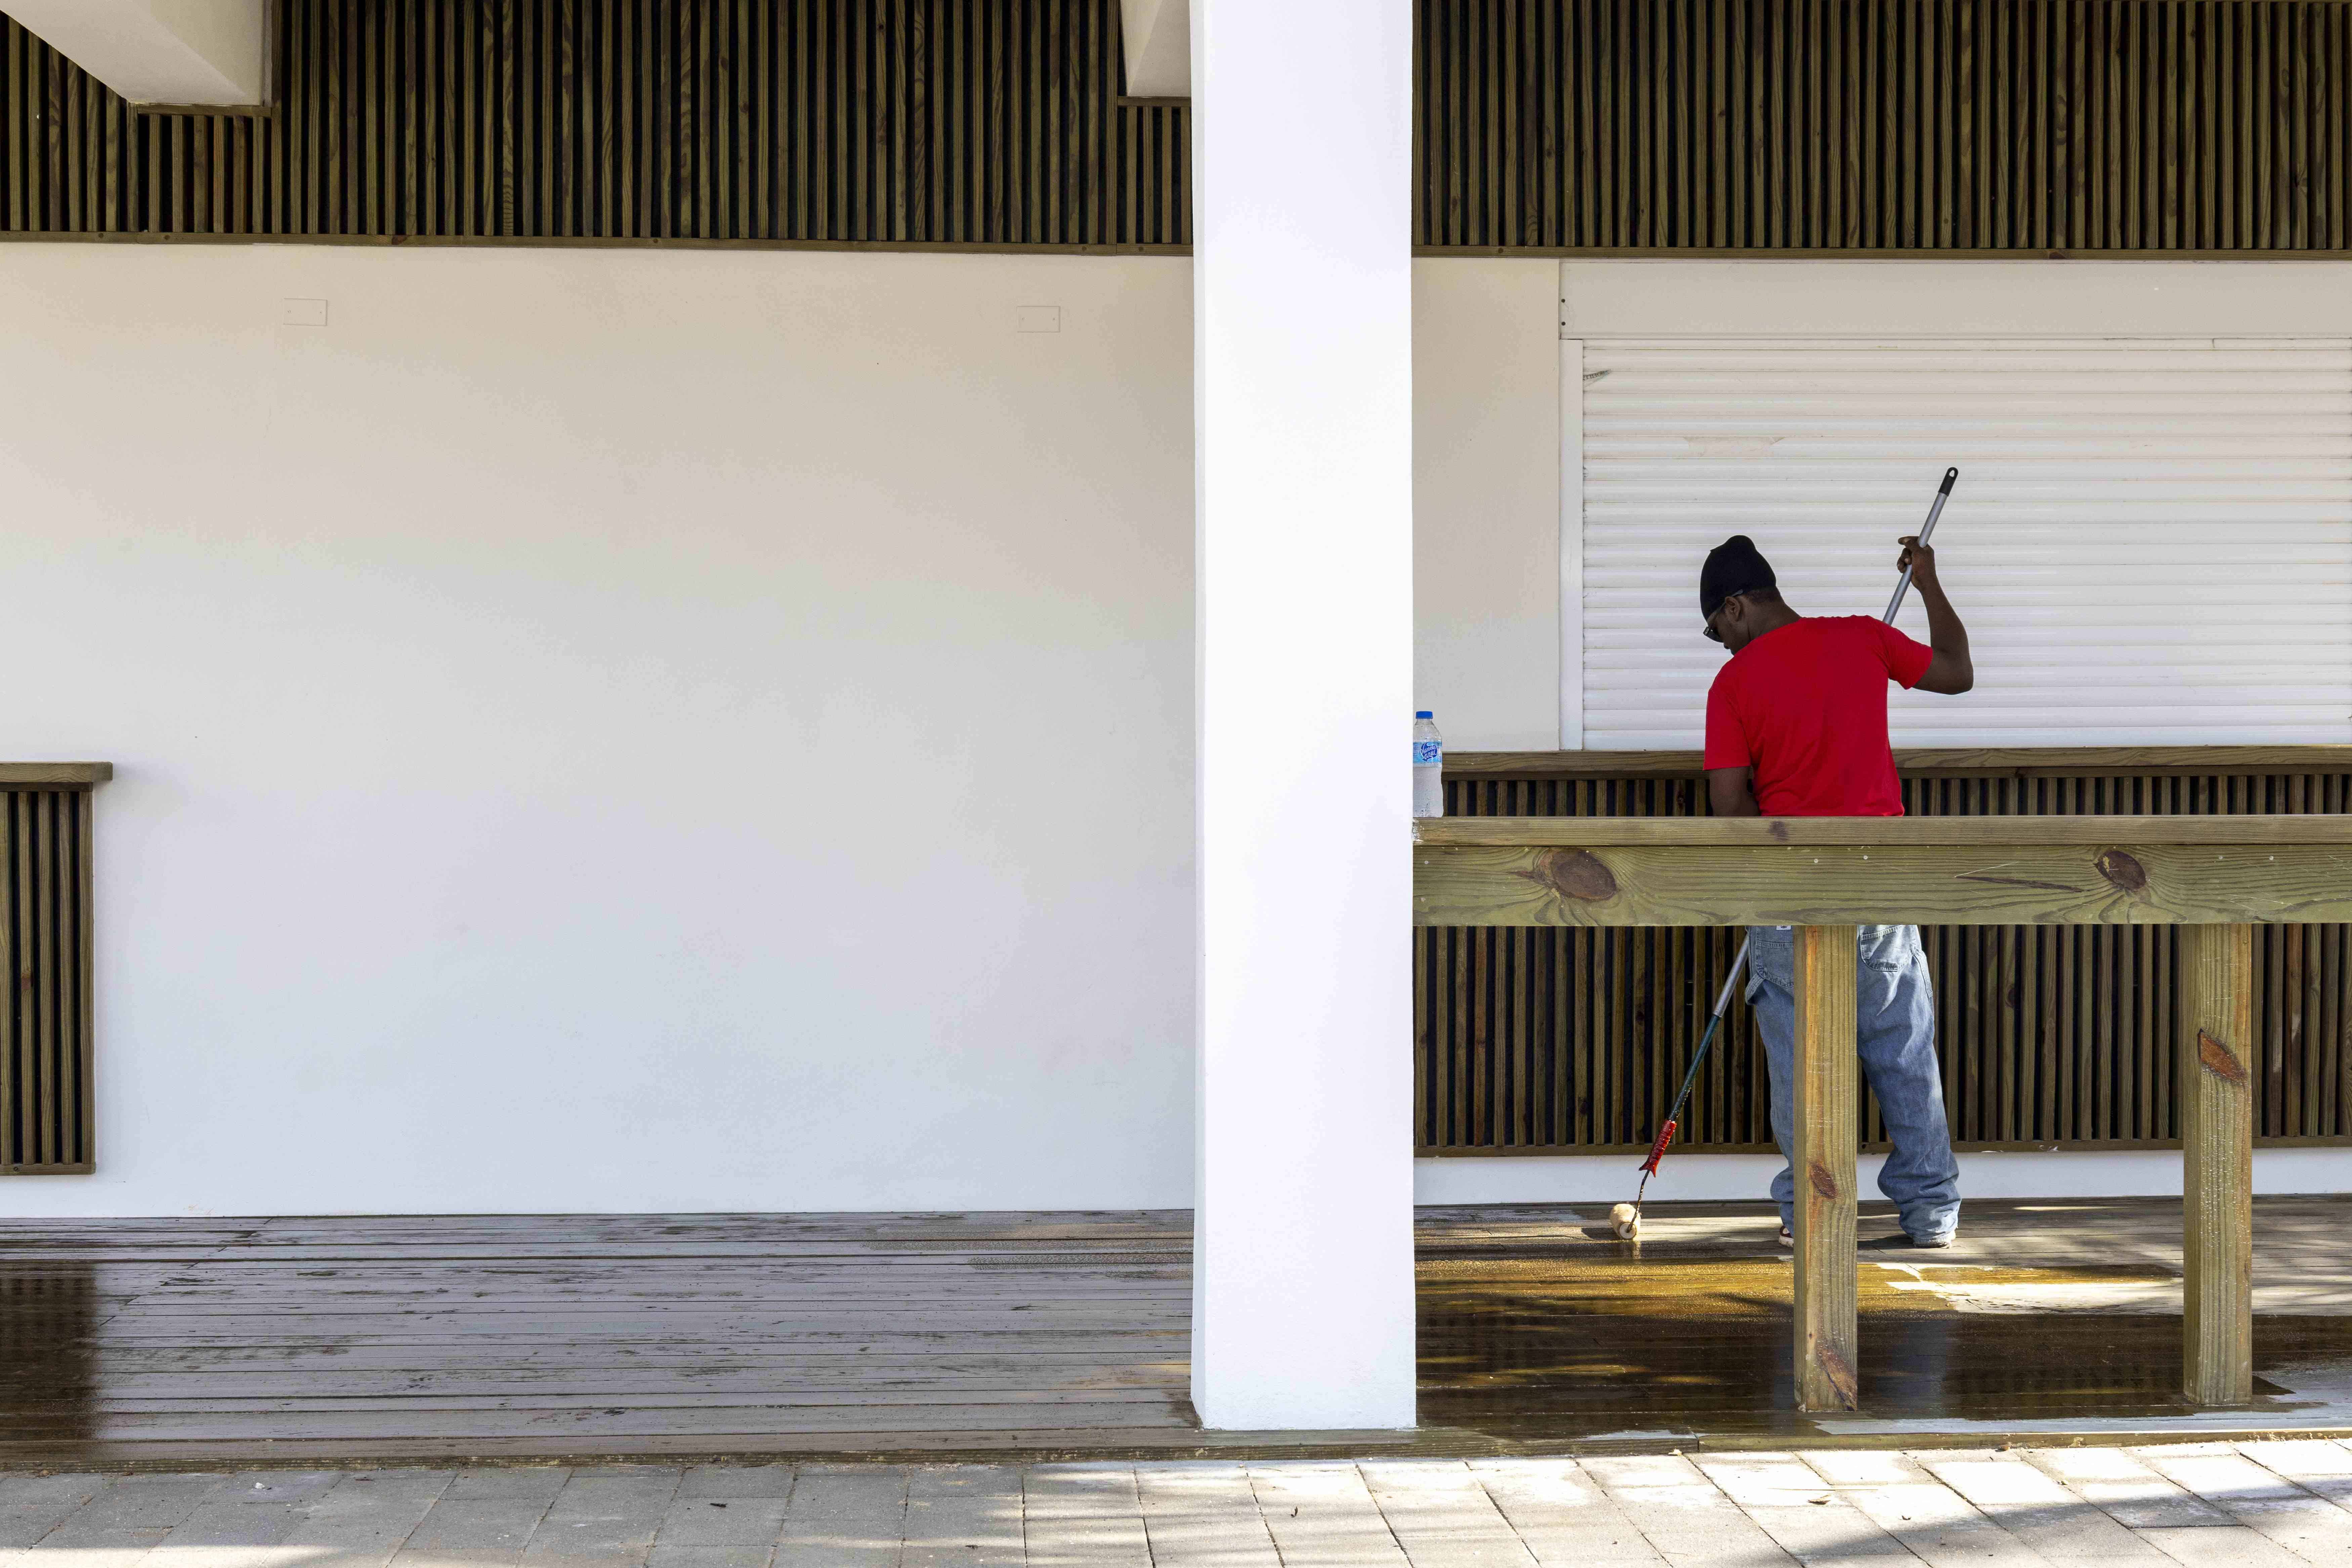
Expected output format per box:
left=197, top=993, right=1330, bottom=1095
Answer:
left=2137, top=922, right=2161, bottom=1138
left=2262, top=0, right=2283, bottom=248
left=683, top=0, right=706, bottom=238
left=8, top=790, right=26, bottom=1171
left=1675, top=0, right=1693, bottom=247
left=2333, top=5, right=2347, bottom=252
left=49, top=793, right=72, bottom=1167
left=1537, top=0, right=1558, bottom=247
left=9, top=27, right=26, bottom=235
left=1468, top=925, right=1486, bottom=1148
left=72, top=790, right=91, bottom=1168
left=2267, top=919, right=2291, bottom=1133
left=1413, top=924, right=1432, bottom=1150
left=2155, top=0, right=2174, bottom=250
left=28, top=793, right=53, bottom=1169
left=1570, top=926, right=1592, bottom=1147
left=0, top=796, right=13, bottom=1169
left=2121, top=0, right=2140, bottom=250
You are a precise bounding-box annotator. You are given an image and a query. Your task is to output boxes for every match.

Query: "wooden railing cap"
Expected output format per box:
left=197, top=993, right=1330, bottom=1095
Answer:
left=0, top=764, right=111, bottom=787
left=1414, top=813, right=2352, bottom=848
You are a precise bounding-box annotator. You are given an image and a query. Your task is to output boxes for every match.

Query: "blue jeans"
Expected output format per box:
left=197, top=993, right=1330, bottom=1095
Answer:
left=1745, top=924, right=1961, bottom=1243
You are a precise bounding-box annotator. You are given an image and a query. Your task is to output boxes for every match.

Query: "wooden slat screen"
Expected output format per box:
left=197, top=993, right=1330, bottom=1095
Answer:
left=0, top=790, right=92, bottom=1176
left=18, top=1, right=2352, bottom=255
left=0, top=0, right=1188, bottom=248
left=1417, top=0, right=2352, bottom=253
left=1417, top=761, right=2352, bottom=1155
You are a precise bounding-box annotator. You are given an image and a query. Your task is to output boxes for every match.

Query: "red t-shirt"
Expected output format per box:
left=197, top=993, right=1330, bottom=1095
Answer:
left=1703, top=616, right=1933, bottom=817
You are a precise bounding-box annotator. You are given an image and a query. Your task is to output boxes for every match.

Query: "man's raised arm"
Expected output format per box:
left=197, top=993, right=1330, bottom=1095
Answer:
left=1900, top=536, right=1974, bottom=694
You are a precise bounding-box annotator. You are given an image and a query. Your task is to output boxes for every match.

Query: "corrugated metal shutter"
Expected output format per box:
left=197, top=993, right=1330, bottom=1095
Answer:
left=1578, top=339, right=2352, bottom=750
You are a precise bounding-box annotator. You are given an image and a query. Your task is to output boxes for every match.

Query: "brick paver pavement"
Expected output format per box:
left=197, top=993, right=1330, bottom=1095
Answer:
left=11, top=1442, right=2352, bottom=1566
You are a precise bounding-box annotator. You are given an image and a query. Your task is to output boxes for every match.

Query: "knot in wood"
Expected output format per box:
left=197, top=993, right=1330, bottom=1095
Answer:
left=1808, top=1161, right=1838, bottom=1200
left=2197, top=1029, right=2248, bottom=1085
left=1532, top=848, right=1619, bottom=902
left=2095, top=849, right=2149, bottom=893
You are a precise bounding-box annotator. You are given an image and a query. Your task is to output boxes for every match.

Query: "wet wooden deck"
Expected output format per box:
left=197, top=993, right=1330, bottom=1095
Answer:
left=5, top=1199, right=2352, bottom=1466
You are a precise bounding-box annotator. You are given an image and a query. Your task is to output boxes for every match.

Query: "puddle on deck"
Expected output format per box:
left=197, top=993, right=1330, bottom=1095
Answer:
left=1416, top=1246, right=2352, bottom=1441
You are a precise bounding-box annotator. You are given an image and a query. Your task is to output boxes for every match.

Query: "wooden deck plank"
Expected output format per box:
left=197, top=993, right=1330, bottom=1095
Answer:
left=0, top=1205, right=2346, bottom=1466
left=0, top=1403, right=1199, bottom=1439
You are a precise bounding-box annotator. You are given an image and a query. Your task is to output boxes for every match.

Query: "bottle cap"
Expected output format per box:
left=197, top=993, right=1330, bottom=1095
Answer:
left=1416, top=711, right=1433, bottom=720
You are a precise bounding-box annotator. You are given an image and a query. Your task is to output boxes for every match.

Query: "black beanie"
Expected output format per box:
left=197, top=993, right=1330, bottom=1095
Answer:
left=1699, top=535, right=1777, bottom=629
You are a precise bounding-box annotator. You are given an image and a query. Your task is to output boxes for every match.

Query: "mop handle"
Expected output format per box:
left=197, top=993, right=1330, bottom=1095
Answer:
left=1881, top=466, right=1959, bottom=623
left=1641, top=941, right=1751, bottom=1173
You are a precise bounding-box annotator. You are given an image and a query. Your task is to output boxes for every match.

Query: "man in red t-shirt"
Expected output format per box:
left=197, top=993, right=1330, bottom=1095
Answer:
left=1698, top=531, right=1975, bottom=1248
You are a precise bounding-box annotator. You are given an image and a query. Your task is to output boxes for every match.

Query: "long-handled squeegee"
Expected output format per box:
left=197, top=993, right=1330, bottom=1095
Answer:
left=1609, top=465, right=1960, bottom=1242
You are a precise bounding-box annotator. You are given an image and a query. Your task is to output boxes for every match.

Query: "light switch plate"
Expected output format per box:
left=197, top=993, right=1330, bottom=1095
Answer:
left=1014, top=305, right=1060, bottom=333
left=281, top=298, right=329, bottom=327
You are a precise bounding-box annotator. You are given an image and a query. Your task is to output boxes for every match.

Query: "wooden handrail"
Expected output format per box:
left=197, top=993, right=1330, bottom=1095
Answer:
left=1414, top=837, right=2352, bottom=928
left=0, top=764, right=111, bottom=786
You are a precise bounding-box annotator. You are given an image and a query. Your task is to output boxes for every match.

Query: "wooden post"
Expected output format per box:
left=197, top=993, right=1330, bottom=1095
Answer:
left=1792, top=924, right=1860, bottom=1412
left=2180, top=922, right=2255, bottom=1405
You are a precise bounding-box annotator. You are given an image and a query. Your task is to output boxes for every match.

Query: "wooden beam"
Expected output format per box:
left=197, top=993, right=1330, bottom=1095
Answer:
left=0, top=765, right=112, bottom=788
left=1793, top=925, right=1859, bottom=1413
left=1412, top=842, right=2352, bottom=929
left=1444, top=745, right=2352, bottom=780
left=1415, top=815, right=2352, bottom=848
left=2181, top=923, right=2255, bottom=1406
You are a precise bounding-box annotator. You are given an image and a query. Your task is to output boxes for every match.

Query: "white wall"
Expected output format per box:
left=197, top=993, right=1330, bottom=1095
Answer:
left=1412, top=259, right=1562, bottom=752
left=1560, top=257, right=2352, bottom=338
left=0, top=244, right=1194, bottom=1217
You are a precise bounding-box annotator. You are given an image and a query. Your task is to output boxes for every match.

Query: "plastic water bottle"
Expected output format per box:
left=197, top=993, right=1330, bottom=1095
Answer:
left=1413, top=711, right=1444, bottom=818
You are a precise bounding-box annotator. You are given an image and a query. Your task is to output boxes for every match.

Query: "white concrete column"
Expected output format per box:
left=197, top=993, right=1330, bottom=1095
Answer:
left=1190, top=0, right=1417, bottom=1430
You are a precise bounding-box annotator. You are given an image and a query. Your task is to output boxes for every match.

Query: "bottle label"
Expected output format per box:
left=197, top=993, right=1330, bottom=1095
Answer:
left=1413, top=741, right=1442, bottom=766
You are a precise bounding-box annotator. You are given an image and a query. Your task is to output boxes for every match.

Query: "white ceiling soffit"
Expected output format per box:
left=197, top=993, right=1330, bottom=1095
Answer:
left=1119, top=0, right=1189, bottom=98
left=3, top=0, right=265, bottom=105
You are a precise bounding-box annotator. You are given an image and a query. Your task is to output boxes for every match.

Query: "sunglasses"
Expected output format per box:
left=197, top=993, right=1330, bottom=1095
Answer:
left=1702, top=592, right=1746, bottom=644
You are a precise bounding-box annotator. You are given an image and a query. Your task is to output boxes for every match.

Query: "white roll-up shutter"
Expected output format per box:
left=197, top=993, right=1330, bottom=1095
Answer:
left=1577, top=338, right=2352, bottom=749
